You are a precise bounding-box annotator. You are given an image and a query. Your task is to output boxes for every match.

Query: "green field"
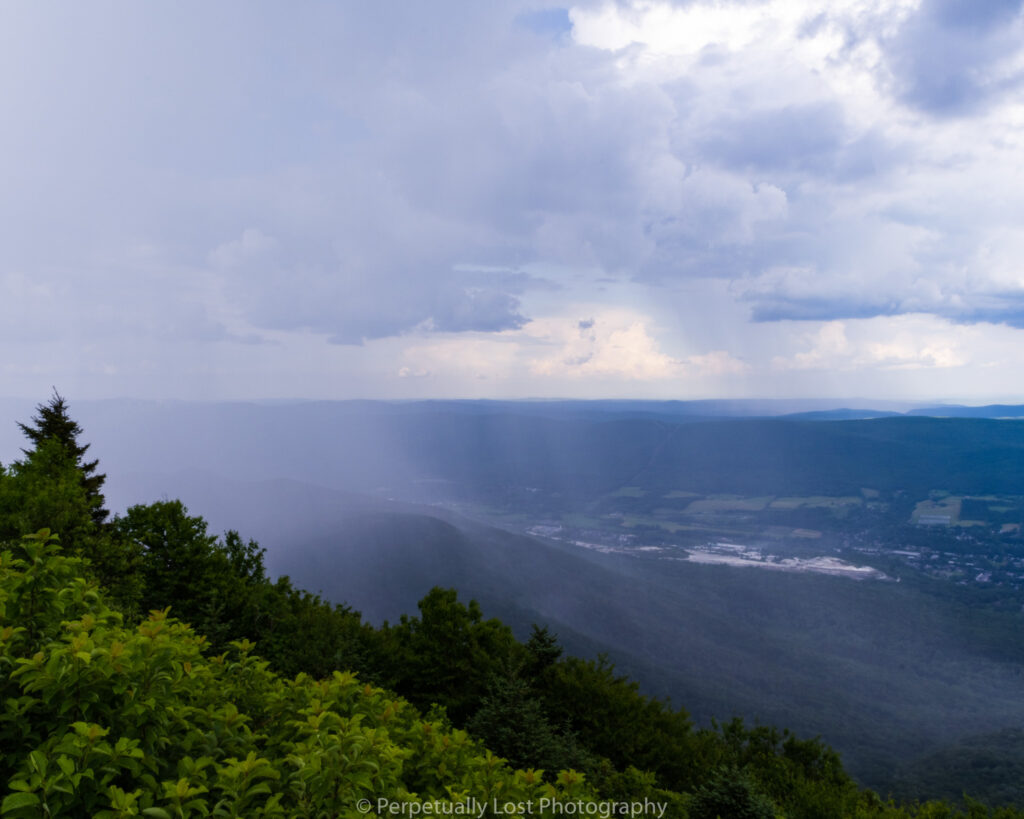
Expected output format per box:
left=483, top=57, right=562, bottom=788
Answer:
left=912, top=495, right=961, bottom=524
left=770, top=495, right=863, bottom=510
left=621, top=515, right=691, bottom=533
left=686, top=495, right=773, bottom=512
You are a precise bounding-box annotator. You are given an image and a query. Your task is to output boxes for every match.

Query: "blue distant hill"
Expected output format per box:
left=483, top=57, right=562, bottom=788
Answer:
left=907, top=404, right=1024, bottom=418
left=780, top=408, right=904, bottom=420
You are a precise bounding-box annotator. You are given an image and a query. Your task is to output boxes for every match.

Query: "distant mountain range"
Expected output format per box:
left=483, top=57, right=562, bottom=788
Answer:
left=6, top=396, right=1024, bottom=470
left=47, top=401, right=1024, bottom=508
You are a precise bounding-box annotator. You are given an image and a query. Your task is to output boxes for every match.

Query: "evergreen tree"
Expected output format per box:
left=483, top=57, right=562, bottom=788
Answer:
left=688, top=766, right=777, bottom=819
left=525, top=624, right=563, bottom=679
left=0, top=438, right=95, bottom=545
left=466, top=674, right=594, bottom=774
left=18, top=391, right=108, bottom=524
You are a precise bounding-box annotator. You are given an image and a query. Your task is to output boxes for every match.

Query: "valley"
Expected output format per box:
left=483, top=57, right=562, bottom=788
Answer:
left=45, top=398, right=1024, bottom=804
left=431, top=483, right=1024, bottom=605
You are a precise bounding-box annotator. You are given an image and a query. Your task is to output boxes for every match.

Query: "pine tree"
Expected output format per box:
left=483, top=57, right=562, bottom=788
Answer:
left=525, top=624, right=563, bottom=679
left=18, top=390, right=109, bottom=524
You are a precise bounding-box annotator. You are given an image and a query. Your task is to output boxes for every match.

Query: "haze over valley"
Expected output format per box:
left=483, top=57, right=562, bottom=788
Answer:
left=4, top=396, right=1022, bottom=802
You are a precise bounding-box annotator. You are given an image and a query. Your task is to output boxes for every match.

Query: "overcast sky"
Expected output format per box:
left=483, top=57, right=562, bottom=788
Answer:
left=4, top=0, right=1024, bottom=402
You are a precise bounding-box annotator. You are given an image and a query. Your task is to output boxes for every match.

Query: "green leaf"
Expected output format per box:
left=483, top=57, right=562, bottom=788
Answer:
left=142, top=809, right=173, bottom=819
left=27, top=750, right=47, bottom=774
left=1, top=792, right=41, bottom=814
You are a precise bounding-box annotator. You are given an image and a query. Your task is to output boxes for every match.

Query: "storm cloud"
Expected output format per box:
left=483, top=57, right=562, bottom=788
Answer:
left=882, top=0, right=1024, bottom=115
left=4, top=1, right=1024, bottom=399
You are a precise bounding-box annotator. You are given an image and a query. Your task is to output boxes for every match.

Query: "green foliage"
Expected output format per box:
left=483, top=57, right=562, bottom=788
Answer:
left=383, top=587, right=523, bottom=724
left=688, top=717, right=860, bottom=818
left=0, top=397, right=139, bottom=614
left=0, top=530, right=593, bottom=816
left=466, top=674, right=593, bottom=775
left=17, top=391, right=108, bottom=525
left=0, top=438, right=97, bottom=548
left=540, top=654, right=696, bottom=792
left=111, top=500, right=377, bottom=680
left=891, top=730, right=1024, bottom=808
left=688, top=766, right=776, bottom=819
left=113, top=500, right=220, bottom=617
left=525, top=625, right=562, bottom=678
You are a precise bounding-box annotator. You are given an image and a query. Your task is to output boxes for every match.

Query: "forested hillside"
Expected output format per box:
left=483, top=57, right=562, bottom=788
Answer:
left=49, top=399, right=1024, bottom=507
left=2, top=395, right=1024, bottom=817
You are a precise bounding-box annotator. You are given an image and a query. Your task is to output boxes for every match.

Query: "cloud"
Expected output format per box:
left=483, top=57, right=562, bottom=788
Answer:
left=692, top=102, right=902, bottom=183
left=696, top=102, right=849, bottom=175
left=207, top=223, right=536, bottom=344
left=0, top=263, right=236, bottom=346
left=6, top=1, right=1024, bottom=399
left=881, top=0, right=1024, bottom=115
left=773, top=317, right=971, bottom=372
left=639, top=168, right=788, bottom=279
left=685, top=349, right=751, bottom=376
left=734, top=228, right=1024, bottom=327
left=527, top=309, right=749, bottom=380
left=208, top=229, right=280, bottom=270
left=419, top=288, right=529, bottom=335
left=394, top=307, right=749, bottom=387
left=775, top=321, right=853, bottom=370
left=568, top=0, right=1024, bottom=328
left=398, top=334, right=525, bottom=382
left=529, top=312, right=682, bottom=379
left=516, top=7, right=573, bottom=39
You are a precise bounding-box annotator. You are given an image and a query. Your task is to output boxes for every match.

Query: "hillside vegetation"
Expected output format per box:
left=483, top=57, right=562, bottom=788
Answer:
left=2, top=394, right=1024, bottom=817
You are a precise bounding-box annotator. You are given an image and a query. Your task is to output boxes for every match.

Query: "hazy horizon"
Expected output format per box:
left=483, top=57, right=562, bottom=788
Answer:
left=3, top=392, right=1024, bottom=407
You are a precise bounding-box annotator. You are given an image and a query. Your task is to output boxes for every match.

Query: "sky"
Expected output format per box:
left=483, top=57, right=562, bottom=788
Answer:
left=4, top=0, right=1024, bottom=402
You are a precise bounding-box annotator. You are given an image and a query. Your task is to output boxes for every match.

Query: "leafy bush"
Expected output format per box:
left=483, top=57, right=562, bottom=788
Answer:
left=0, top=531, right=590, bottom=817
